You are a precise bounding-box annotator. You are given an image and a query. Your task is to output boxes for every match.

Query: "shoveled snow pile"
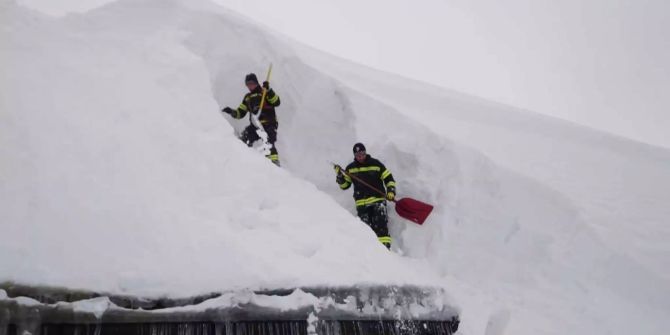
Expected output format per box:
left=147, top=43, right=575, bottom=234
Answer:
left=0, top=0, right=443, bottom=297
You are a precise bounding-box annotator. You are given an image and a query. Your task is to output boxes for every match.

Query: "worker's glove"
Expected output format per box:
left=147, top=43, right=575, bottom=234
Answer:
left=222, top=107, right=234, bottom=115
left=334, top=165, right=345, bottom=184
left=262, top=81, right=270, bottom=89
left=386, top=192, right=395, bottom=201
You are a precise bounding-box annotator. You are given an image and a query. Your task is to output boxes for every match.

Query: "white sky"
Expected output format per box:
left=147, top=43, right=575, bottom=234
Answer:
left=17, top=0, right=670, bottom=148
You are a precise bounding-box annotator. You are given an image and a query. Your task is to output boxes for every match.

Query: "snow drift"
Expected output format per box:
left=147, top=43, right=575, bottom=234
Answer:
left=0, top=0, right=444, bottom=296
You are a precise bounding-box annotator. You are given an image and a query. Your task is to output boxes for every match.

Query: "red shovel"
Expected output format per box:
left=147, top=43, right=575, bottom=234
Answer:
left=334, top=164, right=434, bottom=225
left=393, top=197, right=434, bottom=225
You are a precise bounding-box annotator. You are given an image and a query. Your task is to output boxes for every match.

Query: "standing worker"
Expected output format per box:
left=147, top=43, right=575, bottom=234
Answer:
left=222, top=73, right=281, bottom=166
left=335, top=143, right=396, bottom=249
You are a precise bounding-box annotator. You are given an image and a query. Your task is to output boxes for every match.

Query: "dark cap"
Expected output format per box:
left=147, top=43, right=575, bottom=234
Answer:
left=245, top=73, right=259, bottom=84
left=353, top=142, right=366, bottom=154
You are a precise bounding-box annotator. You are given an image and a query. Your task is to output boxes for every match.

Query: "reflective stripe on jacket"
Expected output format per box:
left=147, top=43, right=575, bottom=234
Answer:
left=230, top=86, right=281, bottom=125
left=338, top=155, right=395, bottom=207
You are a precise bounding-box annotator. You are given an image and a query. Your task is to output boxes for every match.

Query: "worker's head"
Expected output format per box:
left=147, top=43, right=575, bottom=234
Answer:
left=353, top=142, right=366, bottom=163
left=245, top=73, right=259, bottom=91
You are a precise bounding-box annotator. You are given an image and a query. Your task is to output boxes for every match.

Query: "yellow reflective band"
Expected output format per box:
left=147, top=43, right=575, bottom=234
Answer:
left=340, top=181, right=351, bottom=189
left=238, top=103, right=248, bottom=111
left=349, top=166, right=381, bottom=174
left=355, top=197, right=385, bottom=207
left=381, top=169, right=391, bottom=179
left=344, top=174, right=352, bottom=182
left=266, top=154, right=279, bottom=161
left=378, top=236, right=392, bottom=243
left=267, top=94, right=279, bottom=104
left=386, top=181, right=396, bottom=188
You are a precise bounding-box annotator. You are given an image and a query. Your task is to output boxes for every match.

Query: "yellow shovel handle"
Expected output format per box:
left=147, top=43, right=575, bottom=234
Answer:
left=259, top=63, right=273, bottom=112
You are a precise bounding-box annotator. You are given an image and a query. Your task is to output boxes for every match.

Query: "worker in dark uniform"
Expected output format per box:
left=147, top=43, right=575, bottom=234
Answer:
left=222, top=73, right=281, bottom=166
left=335, top=143, right=396, bottom=249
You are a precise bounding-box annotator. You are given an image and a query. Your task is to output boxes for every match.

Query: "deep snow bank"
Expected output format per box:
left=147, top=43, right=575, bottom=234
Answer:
left=0, top=0, right=445, bottom=298
left=290, top=44, right=670, bottom=334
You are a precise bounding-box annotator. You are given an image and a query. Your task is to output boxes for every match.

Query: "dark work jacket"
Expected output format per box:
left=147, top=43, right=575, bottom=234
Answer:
left=230, top=85, right=281, bottom=125
left=338, top=155, right=396, bottom=207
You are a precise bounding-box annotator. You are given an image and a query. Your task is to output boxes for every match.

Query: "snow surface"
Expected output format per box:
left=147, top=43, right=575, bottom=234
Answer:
left=0, top=0, right=446, bottom=296
left=1, top=0, right=669, bottom=334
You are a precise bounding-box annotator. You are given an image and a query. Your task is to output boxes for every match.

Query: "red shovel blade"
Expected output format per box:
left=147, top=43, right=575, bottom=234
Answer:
left=394, top=197, right=434, bottom=225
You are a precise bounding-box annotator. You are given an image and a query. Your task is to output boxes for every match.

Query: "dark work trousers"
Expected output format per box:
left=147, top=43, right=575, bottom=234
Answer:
left=356, top=201, right=391, bottom=249
left=239, top=122, right=279, bottom=165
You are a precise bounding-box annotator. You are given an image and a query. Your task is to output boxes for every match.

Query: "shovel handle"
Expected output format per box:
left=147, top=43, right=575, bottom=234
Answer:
left=258, top=63, right=273, bottom=112
left=333, top=163, right=392, bottom=200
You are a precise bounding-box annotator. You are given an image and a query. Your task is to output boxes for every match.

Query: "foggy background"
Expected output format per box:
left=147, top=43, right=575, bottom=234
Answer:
left=17, top=0, right=670, bottom=148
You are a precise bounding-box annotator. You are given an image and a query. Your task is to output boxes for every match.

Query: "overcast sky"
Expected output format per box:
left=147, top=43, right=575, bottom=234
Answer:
left=17, top=0, right=670, bottom=148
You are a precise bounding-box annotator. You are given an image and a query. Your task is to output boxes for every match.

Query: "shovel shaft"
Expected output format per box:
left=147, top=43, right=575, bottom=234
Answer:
left=333, top=163, right=393, bottom=201
left=258, top=63, right=273, bottom=112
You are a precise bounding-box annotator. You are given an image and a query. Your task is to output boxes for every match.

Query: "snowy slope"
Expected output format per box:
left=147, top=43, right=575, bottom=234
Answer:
left=0, top=0, right=444, bottom=297
left=2, top=0, right=670, bottom=334
left=290, top=46, right=670, bottom=334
